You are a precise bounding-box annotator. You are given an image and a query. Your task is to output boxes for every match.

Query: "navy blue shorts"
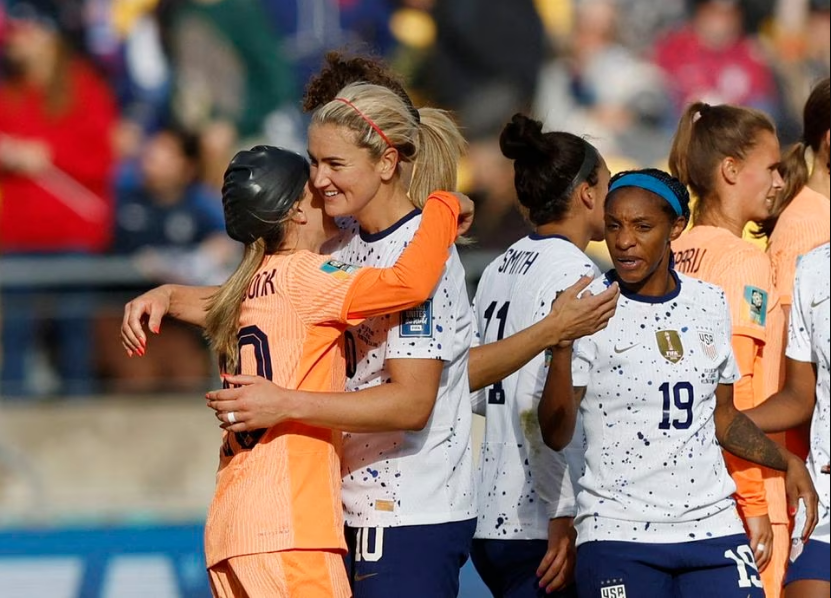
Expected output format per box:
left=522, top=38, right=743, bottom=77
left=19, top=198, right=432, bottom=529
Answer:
left=575, top=534, right=764, bottom=598
left=344, top=518, right=476, bottom=598
left=785, top=538, right=830, bottom=585
left=471, top=538, right=577, bottom=598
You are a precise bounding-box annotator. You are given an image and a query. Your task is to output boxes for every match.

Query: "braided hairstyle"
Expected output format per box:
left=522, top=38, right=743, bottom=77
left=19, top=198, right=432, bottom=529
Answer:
left=607, top=168, right=691, bottom=224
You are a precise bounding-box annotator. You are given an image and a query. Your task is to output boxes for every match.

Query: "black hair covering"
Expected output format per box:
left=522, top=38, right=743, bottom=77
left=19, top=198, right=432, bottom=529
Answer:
left=222, top=146, right=310, bottom=244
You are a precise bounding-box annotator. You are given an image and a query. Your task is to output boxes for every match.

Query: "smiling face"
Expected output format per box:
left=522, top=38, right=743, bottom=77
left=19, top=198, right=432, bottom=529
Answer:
left=733, top=130, right=784, bottom=222
left=605, top=187, right=687, bottom=295
left=307, top=123, right=386, bottom=220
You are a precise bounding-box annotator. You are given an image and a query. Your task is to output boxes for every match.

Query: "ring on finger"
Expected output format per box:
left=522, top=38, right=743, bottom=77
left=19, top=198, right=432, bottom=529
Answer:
left=757, top=543, right=766, bottom=551
left=228, top=411, right=237, bottom=424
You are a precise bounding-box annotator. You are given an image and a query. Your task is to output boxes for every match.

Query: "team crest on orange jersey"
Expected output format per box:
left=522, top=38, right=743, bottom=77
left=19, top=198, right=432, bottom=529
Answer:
left=656, top=330, right=684, bottom=363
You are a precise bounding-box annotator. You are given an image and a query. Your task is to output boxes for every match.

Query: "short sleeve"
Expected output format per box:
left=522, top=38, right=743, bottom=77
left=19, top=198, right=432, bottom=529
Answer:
left=469, top=298, right=486, bottom=416
left=572, top=338, right=595, bottom=388
left=716, top=290, right=742, bottom=384
left=385, top=261, right=456, bottom=362
left=713, top=248, right=774, bottom=342
left=785, top=261, right=813, bottom=364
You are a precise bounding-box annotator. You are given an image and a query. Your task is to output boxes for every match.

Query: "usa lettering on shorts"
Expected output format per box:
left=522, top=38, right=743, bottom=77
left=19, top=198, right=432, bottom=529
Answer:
left=600, top=580, right=627, bottom=598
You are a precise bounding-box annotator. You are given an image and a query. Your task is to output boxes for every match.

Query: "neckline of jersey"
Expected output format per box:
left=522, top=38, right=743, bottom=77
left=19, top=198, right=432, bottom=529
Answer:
left=527, top=232, right=573, bottom=243
left=359, top=208, right=422, bottom=243
left=606, top=269, right=682, bottom=304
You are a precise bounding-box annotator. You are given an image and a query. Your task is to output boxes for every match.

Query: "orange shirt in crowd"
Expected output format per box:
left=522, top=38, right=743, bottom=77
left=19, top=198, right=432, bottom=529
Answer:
left=673, top=226, right=783, bottom=523
left=203, top=192, right=460, bottom=568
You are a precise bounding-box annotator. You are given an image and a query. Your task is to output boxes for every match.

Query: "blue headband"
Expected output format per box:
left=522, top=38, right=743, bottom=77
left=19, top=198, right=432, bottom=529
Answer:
left=608, top=173, right=684, bottom=217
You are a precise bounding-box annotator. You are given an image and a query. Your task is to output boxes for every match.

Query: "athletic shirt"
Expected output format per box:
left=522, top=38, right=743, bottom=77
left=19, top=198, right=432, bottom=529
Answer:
left=571, top=271, right=744, bottom=545
left=203, top=194, right=460, bottom=566
left=472, top=234, right=598, bottom=541
left=787, top=243, right=831, bottom=544
left=768, top=186, right=830, bottom=307
left=330, top=210, right=478, bottom=527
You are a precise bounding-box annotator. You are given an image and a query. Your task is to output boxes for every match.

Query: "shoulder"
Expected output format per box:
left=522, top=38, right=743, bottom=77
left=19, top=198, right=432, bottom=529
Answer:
left=713, top=239, right=771, bottom=282
left=797, top=243, right=831, bottom=274
left=677, top=272, right=729, bottom=307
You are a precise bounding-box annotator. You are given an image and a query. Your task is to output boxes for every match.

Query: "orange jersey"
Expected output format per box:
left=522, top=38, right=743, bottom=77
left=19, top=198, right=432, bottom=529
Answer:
left=673, top=226, right=783, bottom=520
left=768, top=185, right=830, bottom=306
left=204, top=192, right=460, bottom=567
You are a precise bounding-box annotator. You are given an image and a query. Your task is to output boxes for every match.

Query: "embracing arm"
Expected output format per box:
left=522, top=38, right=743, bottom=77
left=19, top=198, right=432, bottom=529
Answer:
left=344, top=192, right=459, bottom=320
left=209, top=358, right=442, bottom=434
left=745, top=357, right=817, bottom=433
left=538, top=346, right=585, bottom=451
left=714, top=382, right=819, bottom=541
left=468, top=279, right=618, bottom=392
left=121, top=284, right=216, bottom=354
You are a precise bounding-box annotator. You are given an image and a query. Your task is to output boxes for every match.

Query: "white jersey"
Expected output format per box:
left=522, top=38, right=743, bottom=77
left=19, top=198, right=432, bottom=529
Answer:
left=571, top=272, right=744, bottom=545
left=472, top=234, right=598, bottom=541
left=330, top=211, right=477, bottom=527
left=786, top=243, right=830, bottom=545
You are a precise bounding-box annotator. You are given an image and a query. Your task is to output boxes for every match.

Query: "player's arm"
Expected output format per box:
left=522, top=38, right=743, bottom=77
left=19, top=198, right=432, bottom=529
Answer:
left=468, top=279, right=618, bottom=392
left=714, top=383, right=819, bottom=541
left=538, top=345, right=586, bottom=451
left=208, top=358, right=442, bottom=433
left=723, top=334, right=768, bottom=520
left=745, top=357, right=817, bottom=432
left=342, top=192, right=462, bottom=320
left=121, top=284, right=216, bottom=355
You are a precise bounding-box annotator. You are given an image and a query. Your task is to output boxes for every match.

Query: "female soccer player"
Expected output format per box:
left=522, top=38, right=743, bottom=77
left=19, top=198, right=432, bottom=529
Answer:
left=745, top=243, right=830, bottom=598
left=761, top=77, right=830, bottom=464
left=200, top=144, right=468, bottom=597
left=538, top=168, right=818, bottom=598
left=669, top=102, right=787, bottom=591
left=469, top=113, right=614, bottom=598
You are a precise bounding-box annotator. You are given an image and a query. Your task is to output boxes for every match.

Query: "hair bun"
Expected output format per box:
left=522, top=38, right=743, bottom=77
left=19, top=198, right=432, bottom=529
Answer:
left=500, top=113, right=549, bottom=162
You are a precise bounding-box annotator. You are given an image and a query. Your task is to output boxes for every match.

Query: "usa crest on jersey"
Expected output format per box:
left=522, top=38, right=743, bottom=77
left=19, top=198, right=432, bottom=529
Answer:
left=698, top=331, right=718, bottom=360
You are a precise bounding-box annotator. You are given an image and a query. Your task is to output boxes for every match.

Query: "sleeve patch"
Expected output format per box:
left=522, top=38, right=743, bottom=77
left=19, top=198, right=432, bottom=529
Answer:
left=320, top=259, right=361, bottom=279
left=742, top=285, right=768, bottom=327
left=399, top=299, right=433, bottom=337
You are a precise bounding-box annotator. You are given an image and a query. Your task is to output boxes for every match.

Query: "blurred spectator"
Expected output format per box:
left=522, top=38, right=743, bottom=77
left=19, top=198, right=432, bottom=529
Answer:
left=415, top=0, right=545, bottom=131
left=95, top=126, right=236, bottom=394
left=159, top=0, right=298, bottom=146
left=0, top=0, right=117, bottom=398
left=534, top=0, right=671, bottom=166
left=653, top=0, right=781, bottom=124
left=610, top=0, right=687, bottom=53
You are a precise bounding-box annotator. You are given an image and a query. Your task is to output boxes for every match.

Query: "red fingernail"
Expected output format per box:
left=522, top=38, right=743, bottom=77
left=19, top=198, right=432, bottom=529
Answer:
left=152, top=326, right=160, bottom=334
left=790, top=507, right=797, bottom=516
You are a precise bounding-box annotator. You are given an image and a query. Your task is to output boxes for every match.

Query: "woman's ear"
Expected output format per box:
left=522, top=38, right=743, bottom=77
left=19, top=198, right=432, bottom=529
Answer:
left=720, top=157, right=739, bottom=185
left=376, top=147, right=400, bottom=182
left=578, top=181, right=595, bottom=211
left=669, top=215, right=688, bottom=241
left=289, top=202, right=308, bottom=225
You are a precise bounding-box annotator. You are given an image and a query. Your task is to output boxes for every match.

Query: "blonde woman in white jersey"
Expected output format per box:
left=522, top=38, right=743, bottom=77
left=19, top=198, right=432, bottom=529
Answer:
left=470, top=113, right=616, bottom=598
left=746, top=243, right=831, bottom=598
left=539, top=168, right=818, bottom=598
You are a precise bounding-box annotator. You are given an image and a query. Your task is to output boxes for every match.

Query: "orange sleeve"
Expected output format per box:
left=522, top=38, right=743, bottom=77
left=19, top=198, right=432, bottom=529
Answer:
left=340, top=191, right=460, bottom=322
left=723, top=334, right=768, bottom=518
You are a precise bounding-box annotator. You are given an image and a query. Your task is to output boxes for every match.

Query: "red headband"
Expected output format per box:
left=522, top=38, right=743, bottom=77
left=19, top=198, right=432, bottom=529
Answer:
left=334, top=97, right=393, bottom=148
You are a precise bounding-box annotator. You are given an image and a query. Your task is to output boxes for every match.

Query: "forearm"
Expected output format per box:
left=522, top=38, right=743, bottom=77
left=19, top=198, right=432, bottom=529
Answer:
left=718, top=408, right=791, bottom=472
left=746, top=389, right=814, bottom=433
left=165, top=284, right=217, bottom=327
left=538, top=347, right=579, bottom=451
left=469, top=323, right=557, bottom=391
left=288, top=383, right=433, bottom=433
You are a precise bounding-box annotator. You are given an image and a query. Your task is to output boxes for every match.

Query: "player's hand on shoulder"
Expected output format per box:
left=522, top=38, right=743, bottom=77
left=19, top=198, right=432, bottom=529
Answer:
left=548, top=276, right=620, bottom=344
left=206, top=374, right=294, bottom=432
left=449, top=191, right=475, bottom=237
left=121, top=285, right=172, bottom=356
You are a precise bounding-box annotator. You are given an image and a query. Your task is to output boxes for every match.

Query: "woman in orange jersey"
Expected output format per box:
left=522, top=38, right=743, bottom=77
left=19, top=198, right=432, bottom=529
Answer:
left=200, top=144, right=469, bottom=598
left=669, top=102, right=788, bottom=597
left=756, top=77, right=830, bottom=462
